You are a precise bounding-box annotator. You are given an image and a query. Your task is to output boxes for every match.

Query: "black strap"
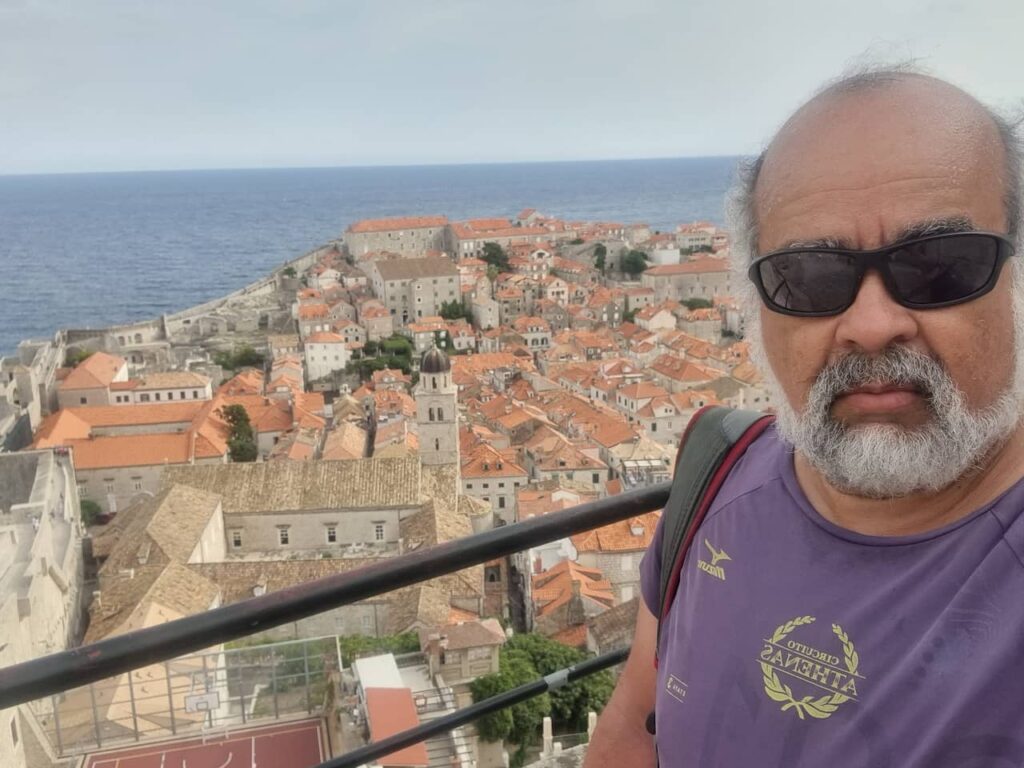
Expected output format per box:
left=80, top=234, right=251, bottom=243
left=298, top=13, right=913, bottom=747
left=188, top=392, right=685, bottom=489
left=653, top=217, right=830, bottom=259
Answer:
left=655, top=407, right=765, bottom=649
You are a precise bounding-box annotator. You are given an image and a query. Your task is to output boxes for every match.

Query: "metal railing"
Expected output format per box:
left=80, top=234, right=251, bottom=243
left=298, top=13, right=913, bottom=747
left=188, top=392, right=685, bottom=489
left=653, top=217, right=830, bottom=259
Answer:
left=0, top=479, right=667, bottom=765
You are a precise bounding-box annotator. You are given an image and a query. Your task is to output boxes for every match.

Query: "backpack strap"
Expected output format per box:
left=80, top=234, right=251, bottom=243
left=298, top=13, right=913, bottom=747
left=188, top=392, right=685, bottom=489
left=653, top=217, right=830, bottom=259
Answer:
left=655, top=406, right=774, bottom=657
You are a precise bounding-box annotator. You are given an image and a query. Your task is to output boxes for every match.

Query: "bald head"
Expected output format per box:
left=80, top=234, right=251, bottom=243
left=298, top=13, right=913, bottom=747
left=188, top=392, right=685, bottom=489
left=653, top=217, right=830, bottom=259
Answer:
left=729, top=69, right=1023, bottom=271
left=755, top=74, right=1011, bottom=254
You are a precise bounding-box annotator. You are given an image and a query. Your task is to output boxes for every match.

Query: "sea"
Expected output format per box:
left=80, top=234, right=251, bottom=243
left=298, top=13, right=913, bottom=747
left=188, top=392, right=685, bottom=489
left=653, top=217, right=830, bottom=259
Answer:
left=0, top=156, right=740, bottom=357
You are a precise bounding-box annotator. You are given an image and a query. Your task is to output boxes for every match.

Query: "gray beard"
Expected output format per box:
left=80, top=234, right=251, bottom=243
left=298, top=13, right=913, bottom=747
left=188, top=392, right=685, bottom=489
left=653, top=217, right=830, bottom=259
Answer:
left=772, top=346, right=1022, bottom=499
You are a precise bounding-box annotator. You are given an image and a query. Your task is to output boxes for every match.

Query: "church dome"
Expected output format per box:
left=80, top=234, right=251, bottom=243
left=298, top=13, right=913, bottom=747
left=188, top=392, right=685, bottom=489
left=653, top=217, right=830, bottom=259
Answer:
left=420, top=345, right=451, bottom=374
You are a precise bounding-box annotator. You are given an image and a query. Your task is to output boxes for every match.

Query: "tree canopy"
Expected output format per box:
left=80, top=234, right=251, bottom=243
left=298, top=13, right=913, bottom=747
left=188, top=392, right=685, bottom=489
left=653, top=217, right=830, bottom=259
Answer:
left=681, top=297, right=713, bottom=311
left=621, top=249, right=651, bottom=277
left=593, top=243, right=607, bottom=274
left=219, top=404, right=258, bottom=462
left=470, top=633, right=615, bottom=746
left=439, top=299, right=471, bottom=321
left=80, top=499, right=102, bottom=526
left=481, top=242, right=511, bottom=272
left=214, top=344, right=265, bottom=372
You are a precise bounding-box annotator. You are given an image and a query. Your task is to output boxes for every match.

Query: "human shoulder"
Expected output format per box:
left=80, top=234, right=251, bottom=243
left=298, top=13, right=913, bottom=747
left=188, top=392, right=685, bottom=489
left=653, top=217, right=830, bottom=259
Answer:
left=701, top=425, right=791, bottom=523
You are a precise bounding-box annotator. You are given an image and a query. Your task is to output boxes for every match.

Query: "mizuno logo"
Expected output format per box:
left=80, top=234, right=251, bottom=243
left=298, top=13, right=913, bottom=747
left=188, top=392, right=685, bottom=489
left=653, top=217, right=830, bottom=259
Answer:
left=697, top=539, right=730, bottom=580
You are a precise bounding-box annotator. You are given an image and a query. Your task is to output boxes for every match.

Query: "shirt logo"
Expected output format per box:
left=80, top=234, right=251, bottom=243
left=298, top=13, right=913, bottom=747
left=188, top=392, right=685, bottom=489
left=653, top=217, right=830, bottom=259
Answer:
left=697, top=539, right=731, bottom=580
left=758, top=615, right=864, bottom=720
left=665, top=675, right=688, bottom=703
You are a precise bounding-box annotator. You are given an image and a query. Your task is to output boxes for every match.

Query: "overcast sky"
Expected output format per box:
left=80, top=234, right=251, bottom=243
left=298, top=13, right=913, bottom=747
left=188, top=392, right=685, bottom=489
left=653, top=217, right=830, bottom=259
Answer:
left=1, top=0, right=1021, bottom=175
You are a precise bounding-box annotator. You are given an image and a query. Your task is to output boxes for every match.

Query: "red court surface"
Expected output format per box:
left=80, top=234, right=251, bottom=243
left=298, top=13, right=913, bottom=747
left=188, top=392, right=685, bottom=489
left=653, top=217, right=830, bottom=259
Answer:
left=83, top=719, right=325, bottom=768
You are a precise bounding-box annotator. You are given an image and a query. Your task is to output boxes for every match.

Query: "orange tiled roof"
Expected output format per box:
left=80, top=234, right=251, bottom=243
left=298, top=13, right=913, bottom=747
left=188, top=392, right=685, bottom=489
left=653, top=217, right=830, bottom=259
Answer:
left=551, top=624, right=588, bottom=648
left=532, top=560, right=614, bottom=617
left=348, top=215, right=448, bottom=233
left=60, top=352, right=126, bottom=391
left=644, top=257, right=731, bottom=276
left=572, top=511, right=660, bottom=553
left=461, top=443, right=527, bottom=479
left=297, top=303, right=330, bottom=320
left=66, top=432, right=194, bottom=470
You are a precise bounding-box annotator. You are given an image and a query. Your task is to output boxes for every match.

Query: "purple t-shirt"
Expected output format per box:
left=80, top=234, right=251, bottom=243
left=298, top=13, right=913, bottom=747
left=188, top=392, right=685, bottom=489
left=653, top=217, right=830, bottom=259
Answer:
left=640, top=425, right=1024, bottom=767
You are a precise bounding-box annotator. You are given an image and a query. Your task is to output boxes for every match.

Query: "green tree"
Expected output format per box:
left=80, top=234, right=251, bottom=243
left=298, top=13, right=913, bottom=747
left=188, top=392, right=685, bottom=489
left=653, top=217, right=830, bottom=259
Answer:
left=621, top=249, right=651, bottom=277
left=504, top=633, right=615, bottom=730
left=486, top=264, right=500, bottom=287
left=680, top=244, right=714, bottom=256
left=363, top=340, right=379, bottom=357
left=472, top=646, right=551, bottom=747
left=80, top=499, right=102, bottom=526
left=569, top=237, right=584, bottom=245
left=214, top=344, right=265, bottom=372
left=67, top=349, right=93, bottom=366
left=681, top=298, right=713, bottom=311
left=481, top=242, right=511, bottom=272
left=381, top=335, right=413, bottom=358
left=623, top=308, right=638, bottom=324
left=220, top=404, right=258, bottom=462
left=593, top=243, right=607, bottom=274
left=281, top=266, right=297, bottom=278
left=439, top=299, right=470, bottom=321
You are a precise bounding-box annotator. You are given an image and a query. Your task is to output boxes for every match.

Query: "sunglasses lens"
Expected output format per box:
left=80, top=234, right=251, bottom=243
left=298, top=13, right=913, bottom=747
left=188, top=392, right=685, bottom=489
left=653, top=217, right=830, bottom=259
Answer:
left=757, top=251, right=860, bottom=314
left=888, top=235, right=1001, bottom=306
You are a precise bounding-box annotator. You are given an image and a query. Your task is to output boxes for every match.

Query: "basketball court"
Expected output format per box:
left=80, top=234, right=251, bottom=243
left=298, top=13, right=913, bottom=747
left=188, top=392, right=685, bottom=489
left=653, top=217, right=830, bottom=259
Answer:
left=82, top=718, right=326, bottom=768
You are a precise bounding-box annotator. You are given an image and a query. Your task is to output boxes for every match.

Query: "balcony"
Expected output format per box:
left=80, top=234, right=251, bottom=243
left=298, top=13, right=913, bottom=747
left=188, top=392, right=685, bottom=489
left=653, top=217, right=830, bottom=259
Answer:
left=0, top=480, right=666, bottom=768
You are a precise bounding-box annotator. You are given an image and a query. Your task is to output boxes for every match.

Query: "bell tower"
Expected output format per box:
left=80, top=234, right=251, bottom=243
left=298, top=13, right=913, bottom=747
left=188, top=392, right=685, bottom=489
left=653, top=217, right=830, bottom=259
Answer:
left=416, top=346, right=459, bottom=466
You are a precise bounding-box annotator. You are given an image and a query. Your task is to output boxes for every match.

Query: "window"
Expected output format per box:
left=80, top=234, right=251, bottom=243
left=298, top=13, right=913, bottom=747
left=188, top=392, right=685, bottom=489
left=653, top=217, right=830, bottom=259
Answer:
left=373, top=522, right=385, bottom=542
left=498, top=496, right=506, bottom=509
left=482, top=483, right=489, bottom=489
left=651, top=422, right=657, bottom=432
left=278, top=528, right=290, bottom=546
left=593, top=473, right=600, bottom=484
left=326, top=526, right=337, bottom=543
left=80, top=397, right=87, bottom=405
left=435, top=438, right=440, bottom=451
left=437, top=407, right=444, bottom=420
left=132, top=477, right=143, bottom=492
left=231, top=530, right=242, bottom=548
left=429, top=407, right=435, bottom=422
left=77, top=482, right=86, bottom=498
left=193, top=390, right=200, bottom=398
left=361, top=615, right=373, bottom=631
left=154, top=392, right=161, bottom=401
left=485, top=565, right=501, bottom=583
left=104, top=479, right=115, bottom=494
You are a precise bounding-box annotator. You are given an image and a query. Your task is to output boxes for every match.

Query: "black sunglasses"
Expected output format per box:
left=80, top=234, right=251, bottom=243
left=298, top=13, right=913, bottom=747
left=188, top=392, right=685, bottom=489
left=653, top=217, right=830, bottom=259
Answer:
left=748, top=231, right=1016, bottom=317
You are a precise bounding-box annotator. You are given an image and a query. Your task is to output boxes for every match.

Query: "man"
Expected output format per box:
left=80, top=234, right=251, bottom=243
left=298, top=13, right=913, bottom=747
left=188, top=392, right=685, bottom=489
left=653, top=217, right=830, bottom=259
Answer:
left=585, top=67, right=1024, bottom=766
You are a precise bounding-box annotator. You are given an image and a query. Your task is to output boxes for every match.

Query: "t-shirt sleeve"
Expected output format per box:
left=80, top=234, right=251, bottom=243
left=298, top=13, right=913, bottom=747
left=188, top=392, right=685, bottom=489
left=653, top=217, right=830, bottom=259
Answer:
left=639, top=512, right=666, bottom=616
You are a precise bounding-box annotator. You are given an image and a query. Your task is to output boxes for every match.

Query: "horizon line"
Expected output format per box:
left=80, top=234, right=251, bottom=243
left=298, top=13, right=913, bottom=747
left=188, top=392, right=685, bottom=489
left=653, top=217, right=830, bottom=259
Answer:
left=0, top=153, right=747, bottom=179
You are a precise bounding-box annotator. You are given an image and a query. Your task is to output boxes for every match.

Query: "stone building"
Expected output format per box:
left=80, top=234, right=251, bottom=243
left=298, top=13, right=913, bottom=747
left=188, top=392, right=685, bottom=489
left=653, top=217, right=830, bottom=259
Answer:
left=640, top=257, right=733, bottom=302
left=0, top=450, right=85, bottom=768
left=367, top=257, right=460, bottom=327
left=344, top=215, right=449, bottom=257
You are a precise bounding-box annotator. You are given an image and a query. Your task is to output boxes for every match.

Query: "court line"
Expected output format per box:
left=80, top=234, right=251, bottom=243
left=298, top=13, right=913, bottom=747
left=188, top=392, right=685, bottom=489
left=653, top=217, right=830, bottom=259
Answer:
left=85, top=721, right=324, bottom=766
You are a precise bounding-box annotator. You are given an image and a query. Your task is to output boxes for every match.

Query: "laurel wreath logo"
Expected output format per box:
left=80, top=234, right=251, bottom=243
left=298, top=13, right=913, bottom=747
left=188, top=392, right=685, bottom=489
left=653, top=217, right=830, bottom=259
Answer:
left=760, top=616, right=859, bottom=720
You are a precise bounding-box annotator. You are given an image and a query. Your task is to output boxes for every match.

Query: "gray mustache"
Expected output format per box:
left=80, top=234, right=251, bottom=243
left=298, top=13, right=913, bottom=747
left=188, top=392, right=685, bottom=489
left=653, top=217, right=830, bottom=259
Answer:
left=816, top=347, right=944, bottom=403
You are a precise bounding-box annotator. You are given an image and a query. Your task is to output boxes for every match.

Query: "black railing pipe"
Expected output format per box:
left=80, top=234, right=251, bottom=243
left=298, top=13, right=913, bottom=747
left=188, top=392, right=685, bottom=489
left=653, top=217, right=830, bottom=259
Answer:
left=317, top=647, right=629, bottom=768
left=0, top=482, right=668, bottom=709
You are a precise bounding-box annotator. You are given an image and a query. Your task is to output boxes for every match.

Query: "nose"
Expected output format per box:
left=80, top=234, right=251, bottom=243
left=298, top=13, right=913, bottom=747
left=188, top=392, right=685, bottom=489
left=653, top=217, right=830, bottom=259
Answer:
left=833, top=270, right=920, bottom=354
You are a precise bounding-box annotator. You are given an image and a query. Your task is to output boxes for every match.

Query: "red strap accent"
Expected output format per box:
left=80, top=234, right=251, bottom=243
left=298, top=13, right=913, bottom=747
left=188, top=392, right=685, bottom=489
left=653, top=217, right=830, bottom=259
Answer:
left=659, top=416, right=774, bottom=621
